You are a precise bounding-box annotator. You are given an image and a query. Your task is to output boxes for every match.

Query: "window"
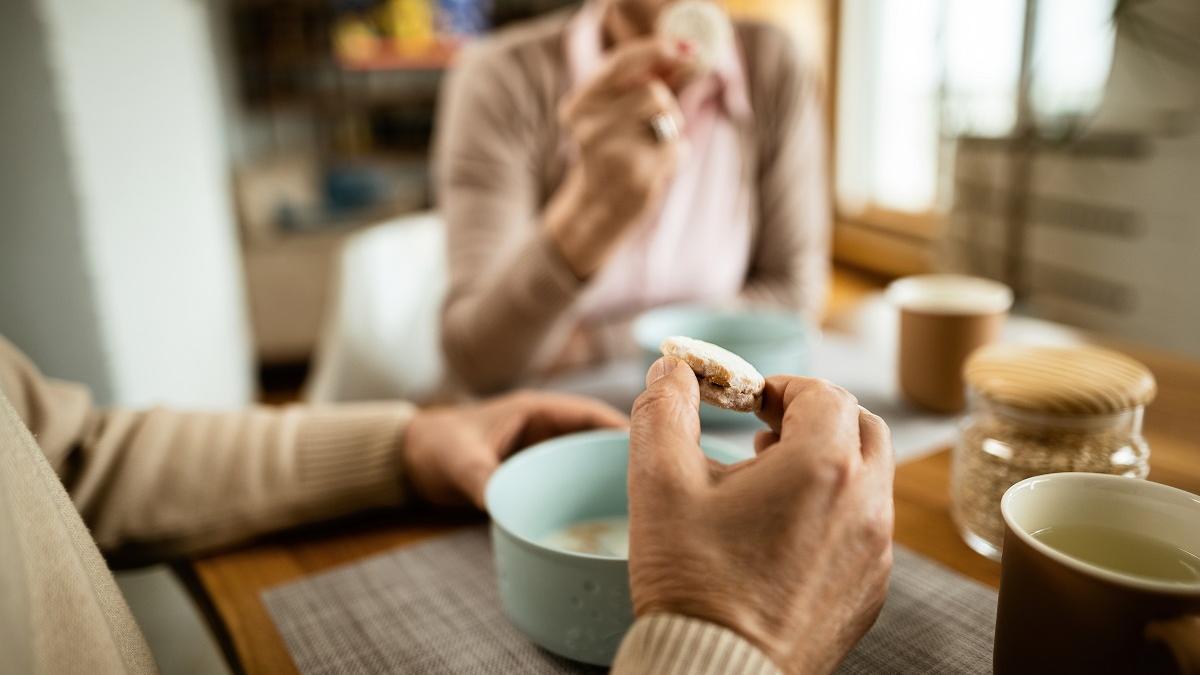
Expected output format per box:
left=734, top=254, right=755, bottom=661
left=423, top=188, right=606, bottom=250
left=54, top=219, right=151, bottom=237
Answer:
left=834, top=0, right=1117, bottom=265
left=1029, top=0, right=1119, bottom=129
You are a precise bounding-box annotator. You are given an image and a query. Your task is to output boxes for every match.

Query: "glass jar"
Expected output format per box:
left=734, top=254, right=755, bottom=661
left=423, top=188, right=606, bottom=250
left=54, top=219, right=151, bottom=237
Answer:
left=951, top=344, right=1156, bottom=560
left=951, top=398, right=1150, bottom=560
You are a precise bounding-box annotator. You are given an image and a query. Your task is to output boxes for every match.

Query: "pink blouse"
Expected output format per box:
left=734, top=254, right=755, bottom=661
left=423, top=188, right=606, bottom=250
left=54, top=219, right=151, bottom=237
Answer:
left=565, top=1, right=755, bottom=323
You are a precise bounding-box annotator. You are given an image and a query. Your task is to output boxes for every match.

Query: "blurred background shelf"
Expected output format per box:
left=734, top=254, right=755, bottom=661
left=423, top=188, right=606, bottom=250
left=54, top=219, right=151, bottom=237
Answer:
left=223, top=0, right=524, bottom=364
left=336, top=40, right=460, bottom=70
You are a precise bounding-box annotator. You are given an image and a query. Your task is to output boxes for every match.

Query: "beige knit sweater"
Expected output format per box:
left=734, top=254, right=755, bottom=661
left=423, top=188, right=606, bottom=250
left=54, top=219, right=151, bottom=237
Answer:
left=435, top=8, right=830, bottom=394
left=0, top=336, right=779, bottom=674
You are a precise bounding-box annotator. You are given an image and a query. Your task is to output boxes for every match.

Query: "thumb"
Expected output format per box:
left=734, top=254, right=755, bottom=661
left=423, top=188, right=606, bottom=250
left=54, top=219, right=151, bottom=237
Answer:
left=461, top=455, right=500, bottom=511
left=629, top=357, right=706, bottom=488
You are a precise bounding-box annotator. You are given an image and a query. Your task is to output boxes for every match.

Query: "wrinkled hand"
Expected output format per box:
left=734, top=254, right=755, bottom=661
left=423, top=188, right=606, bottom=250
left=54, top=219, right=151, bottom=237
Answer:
left=546, top=38, right=698, bottom=279
left=404, top=391, right=627, bottom=508
left=627, top=358, right=895, bottom=675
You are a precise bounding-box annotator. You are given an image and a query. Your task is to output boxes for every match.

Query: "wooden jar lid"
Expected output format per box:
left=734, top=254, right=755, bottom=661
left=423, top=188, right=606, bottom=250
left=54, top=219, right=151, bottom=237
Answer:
left=964, top=344, right=1156, bottom=415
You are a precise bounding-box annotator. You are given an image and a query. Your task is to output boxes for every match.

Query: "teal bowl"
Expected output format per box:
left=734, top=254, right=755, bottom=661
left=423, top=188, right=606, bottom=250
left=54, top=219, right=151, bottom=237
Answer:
left=632, top=306, right=812, bottom=427
left=485, top=429, right=744, bottom=665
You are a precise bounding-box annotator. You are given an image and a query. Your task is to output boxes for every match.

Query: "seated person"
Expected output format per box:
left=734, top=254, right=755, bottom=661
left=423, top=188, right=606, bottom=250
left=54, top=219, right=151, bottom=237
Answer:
left=0, top=337, right=892, bottom=674
left=436, top=0, right=830, bottom=393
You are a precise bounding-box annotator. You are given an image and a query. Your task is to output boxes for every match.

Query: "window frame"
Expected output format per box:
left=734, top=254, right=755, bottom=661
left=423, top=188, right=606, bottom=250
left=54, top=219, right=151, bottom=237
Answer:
left=828, top=0, right=940, bottom=276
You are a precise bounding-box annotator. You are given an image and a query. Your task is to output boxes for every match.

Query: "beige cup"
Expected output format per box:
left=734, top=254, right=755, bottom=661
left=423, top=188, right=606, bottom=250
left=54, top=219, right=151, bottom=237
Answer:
left=995, top=473, right=1200, bottom=674
left=886, top=274, right=1013, bottom=413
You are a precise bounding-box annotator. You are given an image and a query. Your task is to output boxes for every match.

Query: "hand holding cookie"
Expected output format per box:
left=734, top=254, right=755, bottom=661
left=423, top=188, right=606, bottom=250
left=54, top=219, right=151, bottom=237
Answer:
left=628, top=361, right=895, bottom=674
left=545, top=39, right=698, bottom=280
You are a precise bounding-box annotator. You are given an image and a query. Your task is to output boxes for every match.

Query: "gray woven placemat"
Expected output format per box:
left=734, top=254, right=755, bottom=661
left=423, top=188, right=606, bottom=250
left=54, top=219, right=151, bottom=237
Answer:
left=263, top=528, right=996, bottom=674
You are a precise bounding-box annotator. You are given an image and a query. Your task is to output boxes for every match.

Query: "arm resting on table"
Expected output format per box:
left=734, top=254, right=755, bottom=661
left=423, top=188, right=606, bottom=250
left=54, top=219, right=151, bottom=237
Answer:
left=0, top=336, right=413, bottom=561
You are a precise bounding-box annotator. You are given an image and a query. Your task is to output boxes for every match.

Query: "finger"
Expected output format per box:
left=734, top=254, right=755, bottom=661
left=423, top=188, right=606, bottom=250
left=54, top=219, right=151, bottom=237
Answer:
left=857, top=406, right=892, bottom=463
left=755, top=377, right=862, bottom=471
left=858, top=406, right=895, bottom=485
left=636, top=81, right=686, bottom=141
left=662, top=42, right=704, bottom=91
left=625, top=81, right=686, bottom=135
left=755, top=376, right=818, bottom=432
left=593, top=39, right=694, bottom=94
left=571, top=82, right=685, bottom=148
left=512, top=392, right=629, bottom=448
left=560, top=41, right=686, bottom=122
left=782, top=380, right=860, bottom=452
left=754, top=375, right=792, bottom=432
left=757, top=377, right=858, bottom=434
left=460, top=455, right=499, bottom=511
left=572, top=113, right=688, bottom=167
left=629, top=357, right=707, bottom=489
left=566, top=77, right=668, bottom=120
left=753, top=430, right=779, bottom=455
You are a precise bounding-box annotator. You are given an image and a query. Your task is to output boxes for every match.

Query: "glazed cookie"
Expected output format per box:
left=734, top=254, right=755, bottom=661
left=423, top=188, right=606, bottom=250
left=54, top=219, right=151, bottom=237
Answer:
left=658, top=0, right=733, bottom=74
left=661, top=336, right=765, bottom=412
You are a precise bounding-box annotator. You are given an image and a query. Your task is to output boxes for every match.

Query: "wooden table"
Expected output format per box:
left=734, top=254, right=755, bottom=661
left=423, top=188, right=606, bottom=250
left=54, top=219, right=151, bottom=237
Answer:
left=894, top=334, right=1200, bottom=588
left=893, top=445, right=1200, bottom=589
left=189, top=269, right=1200, bottom=674
left=191, top=440, right=1200, bottom=675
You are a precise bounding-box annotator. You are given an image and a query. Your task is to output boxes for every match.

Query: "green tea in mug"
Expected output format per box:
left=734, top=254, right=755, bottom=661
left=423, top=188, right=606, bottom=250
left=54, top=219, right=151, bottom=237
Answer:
left=1031, top=524, right=1200, bottom=583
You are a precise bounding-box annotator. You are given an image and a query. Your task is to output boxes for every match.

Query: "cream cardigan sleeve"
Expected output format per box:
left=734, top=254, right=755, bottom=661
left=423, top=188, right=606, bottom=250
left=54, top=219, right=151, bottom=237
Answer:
left=0, top=336, right=413, bottom=560
left=738, top=22, right=831, bottom=318
left=435, top=40, right=587, bottom=395
left=612, top=614, right=783, bottom=675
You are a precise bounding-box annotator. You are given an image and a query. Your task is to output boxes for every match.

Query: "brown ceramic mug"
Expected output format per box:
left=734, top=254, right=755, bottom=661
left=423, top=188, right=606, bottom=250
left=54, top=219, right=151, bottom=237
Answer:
left=886, top=275, right=1013, bottom=413
left=995, top=473, right=1200, bottom=674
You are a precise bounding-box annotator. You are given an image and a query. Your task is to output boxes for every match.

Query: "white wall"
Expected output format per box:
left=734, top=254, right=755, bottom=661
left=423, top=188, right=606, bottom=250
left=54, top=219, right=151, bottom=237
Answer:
left=0, top=0, right=253, bottom=407
left=0, top=0, right=112, bottom=400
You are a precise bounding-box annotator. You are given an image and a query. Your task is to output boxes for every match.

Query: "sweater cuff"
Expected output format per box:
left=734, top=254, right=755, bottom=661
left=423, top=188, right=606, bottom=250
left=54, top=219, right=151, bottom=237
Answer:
left=612, top=614, right=783, bottom=675
left=291, top=402, right=416, bottom=511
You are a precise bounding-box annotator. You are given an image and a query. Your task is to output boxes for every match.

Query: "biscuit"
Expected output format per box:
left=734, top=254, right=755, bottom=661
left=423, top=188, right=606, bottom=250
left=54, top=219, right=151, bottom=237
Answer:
left=660, top=336, right=765, bottom=412
left=658, top=0, right=733, bottom=74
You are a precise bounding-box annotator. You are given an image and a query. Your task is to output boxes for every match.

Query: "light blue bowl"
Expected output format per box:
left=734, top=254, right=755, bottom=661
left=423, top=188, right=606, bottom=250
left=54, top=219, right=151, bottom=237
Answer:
left=485, top=429, right=744, bottom=666
left=632, top=306, right=812, bottom=427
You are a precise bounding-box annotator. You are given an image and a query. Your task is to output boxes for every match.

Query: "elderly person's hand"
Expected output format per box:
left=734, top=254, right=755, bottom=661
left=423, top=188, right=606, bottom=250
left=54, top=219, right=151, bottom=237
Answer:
left=404, top=391, right=627, bottom=508
left=627, top=358, right=895, bottom=674
left=545, top=39, right=698, bottom=280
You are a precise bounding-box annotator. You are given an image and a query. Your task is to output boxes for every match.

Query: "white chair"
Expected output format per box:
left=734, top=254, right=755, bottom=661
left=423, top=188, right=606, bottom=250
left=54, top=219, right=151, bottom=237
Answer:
left=305, top=212, right=447, bottom=403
